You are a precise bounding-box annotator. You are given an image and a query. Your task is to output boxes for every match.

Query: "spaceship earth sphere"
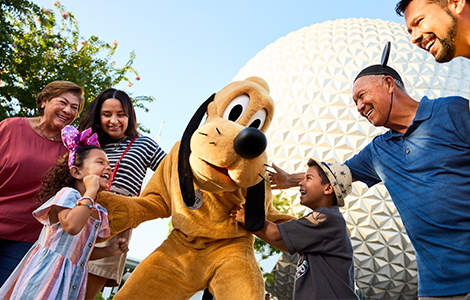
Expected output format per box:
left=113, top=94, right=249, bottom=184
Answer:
left=233, top=18, right=470, bottom=299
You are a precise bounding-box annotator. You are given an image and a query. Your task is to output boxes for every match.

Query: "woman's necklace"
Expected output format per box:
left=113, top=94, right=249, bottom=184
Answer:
left=37, top=117, right=60, bottom=141
left=110, top=137, right=126, bottom=151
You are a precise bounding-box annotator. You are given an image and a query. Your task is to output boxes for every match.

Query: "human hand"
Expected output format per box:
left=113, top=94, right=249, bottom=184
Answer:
left=268, top=163, right=292, bottom=189
left=83, top=174, right=100, bottom=195
left=108, top=238, right=129, bottom=257
left=229, top=205, right=246, bottom=224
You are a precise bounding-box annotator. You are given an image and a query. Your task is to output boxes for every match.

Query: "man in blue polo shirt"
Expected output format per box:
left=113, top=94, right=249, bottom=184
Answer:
left=270, top=46, right=470, bottom=299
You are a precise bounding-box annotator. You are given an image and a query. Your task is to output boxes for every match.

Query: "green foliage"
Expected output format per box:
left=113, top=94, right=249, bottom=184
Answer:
left=167, top=218, right=173, bottom=236
left=255, top=191, right=303, bottom=283
left=0, top=0, right=153, bottom=130
left=94, top=292, right=105, bottom=300
left=95, top=291, right=114, bottom=300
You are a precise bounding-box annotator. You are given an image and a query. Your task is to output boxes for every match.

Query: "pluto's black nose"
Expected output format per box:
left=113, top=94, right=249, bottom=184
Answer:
left=234, top=127, right=267, bottom=159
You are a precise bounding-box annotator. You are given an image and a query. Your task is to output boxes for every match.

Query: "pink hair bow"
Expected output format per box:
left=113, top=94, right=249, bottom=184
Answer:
left=61, top=125, right=100, bottom=168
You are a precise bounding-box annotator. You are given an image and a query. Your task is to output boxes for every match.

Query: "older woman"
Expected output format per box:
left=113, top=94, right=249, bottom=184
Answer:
left=0, top=80, right=85, bottom=286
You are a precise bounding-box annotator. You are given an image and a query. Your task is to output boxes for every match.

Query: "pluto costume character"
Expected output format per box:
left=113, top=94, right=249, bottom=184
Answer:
left=96, top=77, right=295, bottom=300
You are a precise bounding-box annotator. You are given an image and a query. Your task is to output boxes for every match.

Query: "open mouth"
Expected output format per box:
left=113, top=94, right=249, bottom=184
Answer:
left=208, top=162, right=230, bottom=177
left=366, top=108, right=373, bottom=117
left=422, top=36, right=436, bottom=52
left=57, top=114, right=69, bottom=122
left=101, top=174, right=110, bottom=181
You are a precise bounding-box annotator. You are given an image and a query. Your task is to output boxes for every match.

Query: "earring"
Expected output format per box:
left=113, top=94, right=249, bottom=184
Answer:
left=41, top=103, right=45, bottom=108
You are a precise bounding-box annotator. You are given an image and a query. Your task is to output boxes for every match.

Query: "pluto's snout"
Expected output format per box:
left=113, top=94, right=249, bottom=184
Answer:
left=233, top=127, right=267, bottom=159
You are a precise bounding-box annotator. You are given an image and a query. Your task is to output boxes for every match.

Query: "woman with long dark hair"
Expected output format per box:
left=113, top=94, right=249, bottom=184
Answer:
left=78, top=88, right=166, bottom=299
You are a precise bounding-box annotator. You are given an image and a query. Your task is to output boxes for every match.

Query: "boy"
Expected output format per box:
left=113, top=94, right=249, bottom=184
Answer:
left=230, top=158, right=358, bottom=300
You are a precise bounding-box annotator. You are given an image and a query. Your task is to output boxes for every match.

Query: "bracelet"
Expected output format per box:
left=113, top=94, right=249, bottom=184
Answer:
left=79, top=196, right=94, bottom=205
left=76, top=200, right=94, bottom=216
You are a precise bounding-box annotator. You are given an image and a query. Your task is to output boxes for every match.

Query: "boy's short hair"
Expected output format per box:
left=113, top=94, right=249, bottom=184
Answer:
left=307, top=158, right=352, bottom=206
left=308, top=161, right=330, bottom=185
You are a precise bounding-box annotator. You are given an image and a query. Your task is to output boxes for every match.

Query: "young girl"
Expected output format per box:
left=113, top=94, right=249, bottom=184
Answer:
left=0, top=126, right=128, bottom=300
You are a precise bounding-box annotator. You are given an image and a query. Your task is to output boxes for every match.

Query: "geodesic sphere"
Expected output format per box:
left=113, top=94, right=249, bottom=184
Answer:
left=233, top=18, right=470, bottom=300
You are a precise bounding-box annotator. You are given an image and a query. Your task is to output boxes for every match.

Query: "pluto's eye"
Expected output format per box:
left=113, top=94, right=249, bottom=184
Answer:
left=222, top=94, right=250, bottom=123
left=248, top=109, right=267, bottom=130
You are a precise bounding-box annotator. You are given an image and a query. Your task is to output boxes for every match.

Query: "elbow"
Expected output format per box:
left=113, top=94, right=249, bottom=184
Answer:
left=273, top=231, right=283, bottom=242
left=63, top=224, right=82, bottom=236
left=265, top=224, right=283, bottom=242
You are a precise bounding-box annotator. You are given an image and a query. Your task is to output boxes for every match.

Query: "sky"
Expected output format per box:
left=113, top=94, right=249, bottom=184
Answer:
left=31, top=0, right=407, bottom=290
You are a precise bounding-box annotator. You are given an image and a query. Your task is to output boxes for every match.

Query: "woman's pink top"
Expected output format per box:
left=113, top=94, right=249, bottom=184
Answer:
left=0, top=117, right=67, bottom=242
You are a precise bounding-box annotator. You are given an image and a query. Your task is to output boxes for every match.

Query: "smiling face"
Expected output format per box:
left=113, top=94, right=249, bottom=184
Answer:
left=352, top=76, right=392, bottom=127
left=41, top=92, right=80, bottom=129
left=100, top=98, right=129, bottom=139
left=188, top=77, right=274, bottom=193
left=404, top=0, right=458, bottom=62
left=299, top=166, right=331, bottom=210
left=76, top=148, right=112, bottom=192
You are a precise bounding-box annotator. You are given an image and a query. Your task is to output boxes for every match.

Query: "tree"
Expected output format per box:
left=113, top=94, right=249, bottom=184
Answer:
left=255, top=192, right=303, bottom=284
left=0, top=0, right=152, bottom=131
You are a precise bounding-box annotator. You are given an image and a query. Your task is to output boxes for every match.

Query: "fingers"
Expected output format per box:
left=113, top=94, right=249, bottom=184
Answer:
left=118, top=238, right=129, bottom=252
left=271, top=163, right=281, bottom=173
left=228, top=206, right=239, bottom=224
left=269, top=174, right=280, bottom=189
left=83, top=175, right=100, bottom=192
left=268, top=165, right=280, bottom=188
left=228, top=205, right=246, bottom=224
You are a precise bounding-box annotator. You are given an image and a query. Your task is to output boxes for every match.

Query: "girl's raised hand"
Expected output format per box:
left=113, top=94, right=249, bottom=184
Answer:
left=83, top=174, right=100, bottom=196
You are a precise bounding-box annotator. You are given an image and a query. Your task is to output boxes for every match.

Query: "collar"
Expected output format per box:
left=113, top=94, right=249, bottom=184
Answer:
left=109, top=136, right=130, bottom=143
left=383, top=96, right=434, bottom=140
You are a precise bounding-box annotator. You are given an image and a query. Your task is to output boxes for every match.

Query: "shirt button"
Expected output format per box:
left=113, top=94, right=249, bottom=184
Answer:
left=88, top=243, right=92, bottom=248
left=80, top=263, right=85, bottom=267
left=72, top=285, right=76, bottom=290
left=406, top=149, right=410, bottom=154
left=95, top=224, right=99, bottom=228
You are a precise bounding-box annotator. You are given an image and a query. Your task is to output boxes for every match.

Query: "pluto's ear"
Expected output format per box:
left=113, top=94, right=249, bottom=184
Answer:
left=244, top=180, right=266, bottom=232
left=178, top=94, right=215, bottom=209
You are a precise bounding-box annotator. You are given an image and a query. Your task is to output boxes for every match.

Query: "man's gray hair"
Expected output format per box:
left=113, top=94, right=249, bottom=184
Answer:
left=370, top=74, right=407, bottom=93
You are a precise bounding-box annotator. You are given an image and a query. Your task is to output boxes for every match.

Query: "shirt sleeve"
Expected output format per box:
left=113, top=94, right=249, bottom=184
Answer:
left=446, top=97, right=470, bottom=146
left=33, top=187, right=80, bottom=225
left=345, top=140, right=382, bottom=187
left=142, top=136, right=166, bottom=171
left=277, top=208, right=342, bottom=255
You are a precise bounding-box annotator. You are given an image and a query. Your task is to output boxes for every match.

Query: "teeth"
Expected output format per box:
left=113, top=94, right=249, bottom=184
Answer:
left=424, top=38, right=435, bottom=52
left=57, top=114, right=68, bottom=121
left=366, top=109, right=373, bottom=117
left=426, top=41, right=434, bottom=51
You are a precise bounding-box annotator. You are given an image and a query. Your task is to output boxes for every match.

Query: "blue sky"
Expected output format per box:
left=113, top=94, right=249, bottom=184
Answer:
left=33, top=0, right=407, bottom=277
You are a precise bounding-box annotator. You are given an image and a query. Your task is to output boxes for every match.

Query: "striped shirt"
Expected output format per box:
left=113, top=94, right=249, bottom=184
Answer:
left=104, top=135, right=166, bottom=196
